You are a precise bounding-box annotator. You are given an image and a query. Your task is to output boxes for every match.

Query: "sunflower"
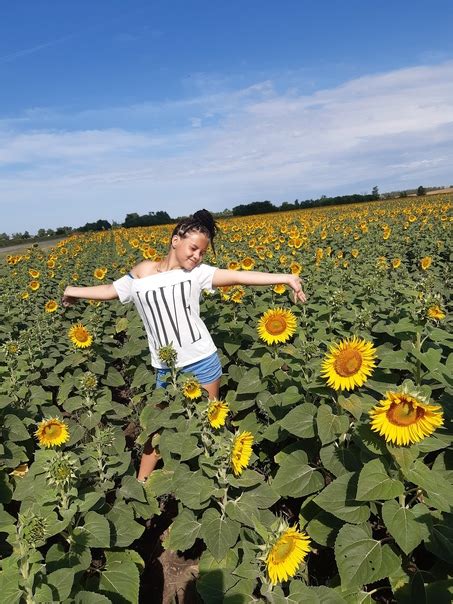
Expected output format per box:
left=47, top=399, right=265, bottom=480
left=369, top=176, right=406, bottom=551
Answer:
left=68, top=323, right=93, bottom=348
left=207, top=400, right=229, bottom=428
left=392, top=258, right=401, bottom=269
left=230, top=431, right=254, bottom=476
left=351, top=248, right=359, bottom=258
left=257, top=308, right=297, bottom=345
left=228, top=261, right=240, bottom=270
left=321, top=336, right=377, bottom=391
left=369, top=391, right=444, bottom=446
left=29, top=280, right=40, bottom=291
left=273, top=284, right=286, bottom=294
left=21, top=292, right=29, bottom=300
left=420, top=256, right=432, bottom=270
left=266, top=526, right=311, bottom=585
left=230, top=287, right=245, bottom=303
left=35, top=418, right=70, bottom=448
left=93, top=267, right=107, bottom=280
left=290, top=262, right=302, bottom=275
left=427, top=305, right=445, bottom=320
left=182, top=378, right=203, bottom=399
left=241, top=257, right=255, bottom=270
left=29, top=269, right=40, bottom=278
left=45, top=300, right=58, bottom=313
left=47, top=259, right=56, bottom=269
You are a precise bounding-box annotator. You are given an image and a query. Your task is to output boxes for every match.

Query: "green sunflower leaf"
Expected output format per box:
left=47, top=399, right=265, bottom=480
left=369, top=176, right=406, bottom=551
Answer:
left=356, top=459, right=404, bottom=501
left=201, top=508, right=240, bottom=562
left=382, top=500, right=424, bottom=555
left=313, top=473, right=370, bottom=524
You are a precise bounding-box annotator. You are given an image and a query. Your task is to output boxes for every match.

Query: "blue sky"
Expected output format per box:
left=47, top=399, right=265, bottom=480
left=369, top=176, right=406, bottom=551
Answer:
left=1, top=0, right=453, bottom=234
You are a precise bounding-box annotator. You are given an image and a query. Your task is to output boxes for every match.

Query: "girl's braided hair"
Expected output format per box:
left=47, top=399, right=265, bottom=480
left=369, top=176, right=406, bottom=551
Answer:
left=171, top=209, right=219, bottom=254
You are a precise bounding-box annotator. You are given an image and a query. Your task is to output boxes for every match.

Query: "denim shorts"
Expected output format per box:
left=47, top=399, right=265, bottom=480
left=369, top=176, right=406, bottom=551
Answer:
left=155, top=351, right=222, bottom=388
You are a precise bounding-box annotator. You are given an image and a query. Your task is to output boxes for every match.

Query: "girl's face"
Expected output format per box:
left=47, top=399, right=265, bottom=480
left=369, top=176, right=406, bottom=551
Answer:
left=172, top=230, right=210, bottom=270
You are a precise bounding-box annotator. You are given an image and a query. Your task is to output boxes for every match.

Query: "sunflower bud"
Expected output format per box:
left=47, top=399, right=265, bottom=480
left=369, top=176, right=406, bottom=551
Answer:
left=158, top=343, right=178, bottom=368
left=44, top=451, right=78, bottom=487
left=79, top=371, right=98, bottom=394
left=19, top=512, right=48, bottom=547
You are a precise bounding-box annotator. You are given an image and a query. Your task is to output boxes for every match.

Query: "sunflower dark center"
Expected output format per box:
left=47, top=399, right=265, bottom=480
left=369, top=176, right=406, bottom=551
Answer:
left=209, top=405, right=221, bottom=419
left=265, top=317, right=286, bottom=336
left=74, top=328, right=89, bottom=342
left=387, top=400, right=423, bottom=426
left=44, top=423, right=62, bottom=438
left=273, top=537, right=295, bottom=562
left=333, top=349, right=362, bottom=377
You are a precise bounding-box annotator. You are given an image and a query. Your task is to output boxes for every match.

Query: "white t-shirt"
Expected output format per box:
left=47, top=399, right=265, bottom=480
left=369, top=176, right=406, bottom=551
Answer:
left=112, top=264, right=218, bottom=369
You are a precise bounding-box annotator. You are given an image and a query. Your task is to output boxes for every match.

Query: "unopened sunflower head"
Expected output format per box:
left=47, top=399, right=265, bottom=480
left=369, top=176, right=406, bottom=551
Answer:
left=79, top=371, right=98, bottom=394
left=96, top=426, right=116, bottom=448
left=2, top=340, right=20, bottom=357
left=18, top=512, right=48, bottom=548
left=44, top=452, right=78, bottom=488
left=158, top=343, right=178, bottom=367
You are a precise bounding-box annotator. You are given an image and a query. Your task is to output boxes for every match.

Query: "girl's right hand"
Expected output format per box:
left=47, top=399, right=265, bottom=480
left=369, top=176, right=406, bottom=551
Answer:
left=62, top=288, right=77, bottom=307
left=286, top=274, right=307, bottom=304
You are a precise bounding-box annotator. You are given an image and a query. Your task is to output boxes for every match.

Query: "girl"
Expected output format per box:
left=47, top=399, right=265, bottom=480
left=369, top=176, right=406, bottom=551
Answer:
left=62, top=209, right=306, bottom=481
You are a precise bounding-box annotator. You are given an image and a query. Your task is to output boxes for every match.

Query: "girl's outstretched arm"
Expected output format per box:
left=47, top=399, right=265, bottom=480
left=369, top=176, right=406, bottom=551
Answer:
left=212, top=269, right=306, bottom=304
left=62, top=283, right=118, bottom=306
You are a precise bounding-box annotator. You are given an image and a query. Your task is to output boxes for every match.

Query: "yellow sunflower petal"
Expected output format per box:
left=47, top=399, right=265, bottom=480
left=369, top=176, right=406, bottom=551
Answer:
left=68, top=323, right=93, bottom=348
left=369, top=391, right=443, bottom=446
left=266, top=527, right=311, bottom=584
left=230, top=431, right=254, bottom=476
left=320, top=336, right=377, bottom=391
left=207, top=400, right=229, bottom=429
left=35, top=418, right=70, bottom=448
left=182, top=378, right=203, bottom=400
left=257, top=308, right=297, bottom=345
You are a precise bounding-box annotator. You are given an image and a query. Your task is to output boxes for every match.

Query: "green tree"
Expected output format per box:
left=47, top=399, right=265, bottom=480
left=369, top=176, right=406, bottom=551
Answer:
left=417, top=185, right=426, bottom=196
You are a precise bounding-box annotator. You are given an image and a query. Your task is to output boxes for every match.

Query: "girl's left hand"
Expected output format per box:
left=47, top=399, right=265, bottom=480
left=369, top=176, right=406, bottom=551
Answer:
left=287, top=275, right=307, bottom=304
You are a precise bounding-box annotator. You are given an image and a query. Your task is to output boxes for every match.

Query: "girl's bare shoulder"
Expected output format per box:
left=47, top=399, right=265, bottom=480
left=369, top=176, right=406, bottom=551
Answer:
left=130, top=260, right=159, bottom=278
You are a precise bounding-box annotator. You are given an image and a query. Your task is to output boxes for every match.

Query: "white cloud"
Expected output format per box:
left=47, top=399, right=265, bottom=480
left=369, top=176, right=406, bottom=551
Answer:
left=1, top=61, right=453, bottom=233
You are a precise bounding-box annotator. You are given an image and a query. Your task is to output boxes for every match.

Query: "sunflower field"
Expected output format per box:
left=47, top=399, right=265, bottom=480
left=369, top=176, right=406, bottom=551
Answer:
left=1, top=193, right=452, bottom=604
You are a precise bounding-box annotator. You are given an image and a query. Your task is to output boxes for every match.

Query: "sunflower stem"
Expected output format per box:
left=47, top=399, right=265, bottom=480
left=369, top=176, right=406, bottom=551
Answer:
left=414, top=331, right=422, bottom=386
left=406, top=488, right=423, bottom=508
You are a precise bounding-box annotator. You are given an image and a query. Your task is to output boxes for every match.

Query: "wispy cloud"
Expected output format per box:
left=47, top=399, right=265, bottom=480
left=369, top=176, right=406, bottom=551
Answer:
left=0, top=33, right=79, bottom=65
left=1, top=61, right=453, bottom=232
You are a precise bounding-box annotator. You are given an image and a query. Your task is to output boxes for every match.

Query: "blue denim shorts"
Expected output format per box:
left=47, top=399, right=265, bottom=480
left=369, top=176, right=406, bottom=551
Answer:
left=155, top=351, right=222, bottom=389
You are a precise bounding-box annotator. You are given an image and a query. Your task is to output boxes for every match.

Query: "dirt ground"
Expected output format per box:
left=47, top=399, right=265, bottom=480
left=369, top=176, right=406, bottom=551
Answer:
left=0, top=237, right=65, bottom=256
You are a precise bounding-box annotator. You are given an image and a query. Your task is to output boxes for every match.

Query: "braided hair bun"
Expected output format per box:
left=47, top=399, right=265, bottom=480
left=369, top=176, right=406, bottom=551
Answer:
left=172, top=209, right=219, bottom=253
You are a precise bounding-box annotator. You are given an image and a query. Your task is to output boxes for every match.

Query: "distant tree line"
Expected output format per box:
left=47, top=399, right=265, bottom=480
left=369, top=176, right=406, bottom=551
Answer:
left=231, top=191, right=380, bottom=216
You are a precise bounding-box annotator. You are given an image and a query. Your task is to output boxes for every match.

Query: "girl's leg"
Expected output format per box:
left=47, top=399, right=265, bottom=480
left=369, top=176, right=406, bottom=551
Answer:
left=137, top=377, right=221, bottom=482
left=137, top=441, right=160, bottom=482
left=202, top=377, right=221, bottom=401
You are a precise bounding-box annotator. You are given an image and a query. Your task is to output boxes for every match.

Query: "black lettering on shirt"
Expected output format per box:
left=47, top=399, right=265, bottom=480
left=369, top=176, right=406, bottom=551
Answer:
left=180, top=280, right=202, bottom=343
